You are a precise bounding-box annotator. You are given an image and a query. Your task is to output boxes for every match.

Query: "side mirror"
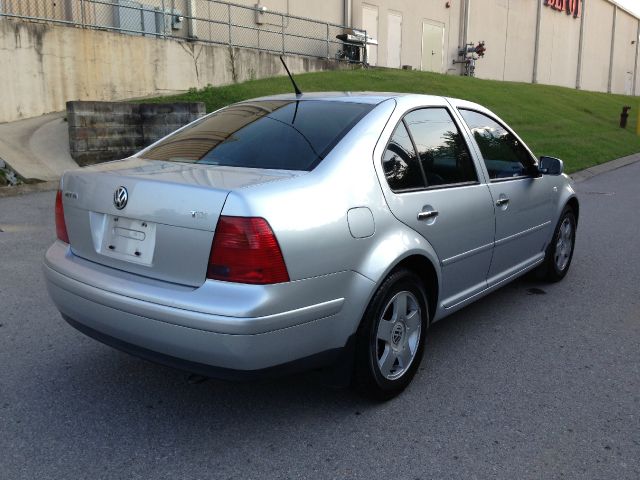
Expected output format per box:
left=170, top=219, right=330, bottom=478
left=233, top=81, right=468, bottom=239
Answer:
left=539, top=156, right=564, bottom=176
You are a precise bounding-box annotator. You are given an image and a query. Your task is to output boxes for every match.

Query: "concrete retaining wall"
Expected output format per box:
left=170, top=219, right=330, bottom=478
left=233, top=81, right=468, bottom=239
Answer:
left=0, top=17, right=349, bottom=124
left=67, top=101, right=205, bottom=166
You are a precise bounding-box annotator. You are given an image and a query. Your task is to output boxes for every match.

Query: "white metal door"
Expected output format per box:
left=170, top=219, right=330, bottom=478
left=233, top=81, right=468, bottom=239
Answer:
left=362, top=4, right=378, bottom=66
left=421, top=21, right=444, bottom=72
left=625, top=72, right=633, bottom=96
left=387, top=12, right=402, bottom=69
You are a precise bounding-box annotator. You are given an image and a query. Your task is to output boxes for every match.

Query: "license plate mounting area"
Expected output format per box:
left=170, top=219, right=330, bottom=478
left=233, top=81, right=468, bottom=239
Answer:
left=95, top=214, right=157, bottom=266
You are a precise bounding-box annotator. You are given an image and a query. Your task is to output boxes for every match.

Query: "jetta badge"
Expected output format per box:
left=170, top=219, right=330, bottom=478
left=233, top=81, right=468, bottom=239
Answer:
left=113, top=186, right=128, bottom=210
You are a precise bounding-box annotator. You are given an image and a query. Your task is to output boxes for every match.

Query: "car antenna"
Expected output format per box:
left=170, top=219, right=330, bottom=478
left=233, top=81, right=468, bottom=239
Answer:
left=279, top=55, right=302, bottom=96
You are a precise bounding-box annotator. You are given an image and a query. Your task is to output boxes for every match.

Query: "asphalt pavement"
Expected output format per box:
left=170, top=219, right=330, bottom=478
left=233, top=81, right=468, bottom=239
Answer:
left=1, top=162, right=639, bottom=479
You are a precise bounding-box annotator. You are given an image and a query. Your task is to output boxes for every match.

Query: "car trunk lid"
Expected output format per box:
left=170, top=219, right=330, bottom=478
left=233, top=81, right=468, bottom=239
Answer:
left=61, top=159, right=300, bottom=286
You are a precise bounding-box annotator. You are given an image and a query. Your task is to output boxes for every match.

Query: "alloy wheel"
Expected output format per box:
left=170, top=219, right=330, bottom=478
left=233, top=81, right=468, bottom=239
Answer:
left=375, top=291, right=422, bottom=380
left=554, top=217, right=574, bottom=272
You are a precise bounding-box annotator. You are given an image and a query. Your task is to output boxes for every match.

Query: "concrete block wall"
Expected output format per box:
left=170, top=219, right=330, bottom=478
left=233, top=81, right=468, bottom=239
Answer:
left=67, top=101, right=205, bottom=166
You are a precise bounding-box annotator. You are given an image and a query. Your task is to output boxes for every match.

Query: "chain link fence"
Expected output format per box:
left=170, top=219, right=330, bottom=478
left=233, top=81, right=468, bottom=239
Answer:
left=0, top=0, right=365, bottom=62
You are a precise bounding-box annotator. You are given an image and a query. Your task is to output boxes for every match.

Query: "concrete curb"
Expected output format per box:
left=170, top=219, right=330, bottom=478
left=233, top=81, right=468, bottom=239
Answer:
left=0, top=152, right=639, bottom=198
left=569, top=152, right=640, bottom=183
left=0, top=181, right=58, bottom=198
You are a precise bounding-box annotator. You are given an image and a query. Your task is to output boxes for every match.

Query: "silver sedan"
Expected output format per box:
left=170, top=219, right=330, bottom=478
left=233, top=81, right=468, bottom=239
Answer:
left=44, top=93, right=578, bottom=399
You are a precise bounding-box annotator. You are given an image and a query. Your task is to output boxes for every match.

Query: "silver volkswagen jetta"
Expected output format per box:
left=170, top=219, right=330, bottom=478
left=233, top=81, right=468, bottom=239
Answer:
left=44, top=92, right=578, bottom=398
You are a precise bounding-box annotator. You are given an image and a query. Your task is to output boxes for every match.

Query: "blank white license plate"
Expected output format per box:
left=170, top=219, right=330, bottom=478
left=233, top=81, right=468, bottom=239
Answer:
left=98, top=215, right=157, bottom=266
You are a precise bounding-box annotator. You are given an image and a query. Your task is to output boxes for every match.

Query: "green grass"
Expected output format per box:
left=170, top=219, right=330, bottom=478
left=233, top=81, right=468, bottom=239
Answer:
left=146, top=68, right=640, bottom=173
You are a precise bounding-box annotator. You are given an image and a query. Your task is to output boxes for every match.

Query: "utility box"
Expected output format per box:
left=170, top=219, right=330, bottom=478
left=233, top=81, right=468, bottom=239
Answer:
left=171, top=9, right=184, bottom=30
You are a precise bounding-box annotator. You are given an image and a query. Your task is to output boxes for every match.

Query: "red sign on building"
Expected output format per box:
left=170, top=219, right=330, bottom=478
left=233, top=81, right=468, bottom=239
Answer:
left=544, top=0, right=581, bottom=19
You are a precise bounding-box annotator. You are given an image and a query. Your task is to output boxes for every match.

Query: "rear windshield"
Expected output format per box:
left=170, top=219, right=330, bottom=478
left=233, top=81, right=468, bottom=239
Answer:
left=141, top=100, right=374, bottom=171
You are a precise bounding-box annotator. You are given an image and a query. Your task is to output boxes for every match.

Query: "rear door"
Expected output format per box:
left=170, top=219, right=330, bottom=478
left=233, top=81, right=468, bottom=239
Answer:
left=378, top=104, right=495, bottom=308
left=457, top=108, right=553, bottom=285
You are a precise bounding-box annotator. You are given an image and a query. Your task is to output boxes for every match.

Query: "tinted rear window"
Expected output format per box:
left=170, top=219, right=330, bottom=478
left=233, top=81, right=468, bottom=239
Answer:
left=142, top=100, right=374, bottom=170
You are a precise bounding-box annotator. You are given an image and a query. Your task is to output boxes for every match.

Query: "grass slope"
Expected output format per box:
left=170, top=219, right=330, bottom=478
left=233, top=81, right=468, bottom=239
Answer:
left=148, top=68, right=640, bottom=173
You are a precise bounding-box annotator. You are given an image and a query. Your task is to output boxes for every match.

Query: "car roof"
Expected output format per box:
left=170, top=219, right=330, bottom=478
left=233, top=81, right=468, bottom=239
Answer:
left=247, top=91, right=479, bottom=107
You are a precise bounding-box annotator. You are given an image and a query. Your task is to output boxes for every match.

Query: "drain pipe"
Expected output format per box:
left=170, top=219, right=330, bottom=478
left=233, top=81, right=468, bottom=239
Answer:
left=463, top=0, right=470, bottom=47
left=532, top=0, right=542, bottom=83
left=459, top=0, right=470, bottom=75
left=458, top=0, right=466, bottom=47
left=634, top=20, right=639, bottom=96
left=576, top=0, right=587, bottom=90
left=343, top=0, right=352, bottom=27
left=608, top=5, right=617, bottom=93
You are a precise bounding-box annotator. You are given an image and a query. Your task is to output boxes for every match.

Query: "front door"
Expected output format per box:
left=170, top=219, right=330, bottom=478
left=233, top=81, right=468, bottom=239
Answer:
left=379, top=105, right=495, bottom=308
left=458, top=109, right=553, bottom=284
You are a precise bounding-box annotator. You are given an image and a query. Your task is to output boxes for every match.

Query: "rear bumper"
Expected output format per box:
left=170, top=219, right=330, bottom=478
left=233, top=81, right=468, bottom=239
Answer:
left=44, top=242, right=373, bottom=372
left=61, top=314, right=349, bottom=381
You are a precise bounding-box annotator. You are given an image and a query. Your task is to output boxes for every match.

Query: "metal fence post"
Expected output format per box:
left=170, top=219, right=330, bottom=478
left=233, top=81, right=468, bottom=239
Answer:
left=326, top=23, right=330, bottom=58
left=364, top=30, right=368, bottom=65
left=227, top=3, right=232, bottom=46
left=281, top=14, right=285, bottom=54
left=80, top=0, right=85, bottom=27
left=161, top=0, right=166, bottom=38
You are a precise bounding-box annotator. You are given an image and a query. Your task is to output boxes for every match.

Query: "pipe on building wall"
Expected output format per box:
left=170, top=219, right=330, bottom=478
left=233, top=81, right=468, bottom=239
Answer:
left=634, top=20, right=640, bottom=96
left=532, top=0, right=542, bottom=84
left=458, top=0, right=466, bottom=47
left=459, top=0, right=470, bottom=75
left=608, top=5, right=617, bottom=93
left=343, top=0, right=352, bottom=27
left=464, top=0, right=471, bottom=47
left=576, top=0, right=587, bottom=90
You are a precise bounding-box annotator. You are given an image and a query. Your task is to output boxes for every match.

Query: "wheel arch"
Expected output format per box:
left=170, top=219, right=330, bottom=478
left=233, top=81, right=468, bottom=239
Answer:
left=355, top=230, right=442, bottom=322
left=566, top=196, right=580, bottom=225
left=389, top=255, right=439, bottom=325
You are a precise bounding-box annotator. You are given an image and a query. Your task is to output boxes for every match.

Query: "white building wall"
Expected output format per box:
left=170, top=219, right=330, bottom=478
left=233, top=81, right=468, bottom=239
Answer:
left=351, top=0, right=461, bottom=73
left=637, top=25, right=640, bottom=96
left=537, top=3, right=582, bottom=89
left=467, top=0, right=511, bottom=81
left=580, top=0, right=615, bottom=92
left=229, top=0, right=345, bottom=25
left=503, top=0, right=538, bottom=83
left=347, top=0, right=639, bottom=95
left=611, top=9, right=639, bottom=95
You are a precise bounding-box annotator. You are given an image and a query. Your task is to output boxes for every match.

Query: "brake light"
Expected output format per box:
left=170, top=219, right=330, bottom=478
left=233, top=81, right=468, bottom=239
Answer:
left=207, top=216, right=289, bottom=284
left=55, top=190, right=70, bottom=244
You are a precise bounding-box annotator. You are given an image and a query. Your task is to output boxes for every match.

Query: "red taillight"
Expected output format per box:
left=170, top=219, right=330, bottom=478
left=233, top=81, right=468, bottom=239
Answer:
left=207, top=216, right=289, bottom=284
left=55, top=190, right=70, bottom=244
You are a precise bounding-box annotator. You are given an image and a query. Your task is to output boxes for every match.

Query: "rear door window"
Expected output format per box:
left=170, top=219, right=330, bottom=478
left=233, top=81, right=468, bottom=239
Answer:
left=142, top=100, right=374, bottom=171
left=403, top=108, right=478, bottom=187
left=382, top=122, right=425, bottom=191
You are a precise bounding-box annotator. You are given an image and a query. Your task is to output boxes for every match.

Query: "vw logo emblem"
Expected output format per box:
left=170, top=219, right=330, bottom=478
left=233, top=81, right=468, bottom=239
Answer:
left=113, top=186, right=128, bottom=210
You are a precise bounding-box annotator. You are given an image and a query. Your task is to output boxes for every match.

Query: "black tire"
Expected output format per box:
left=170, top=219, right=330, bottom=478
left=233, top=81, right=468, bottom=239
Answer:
left=537, top=206, right=577, bottom=282
left=353, top=269, right=429, bottom=400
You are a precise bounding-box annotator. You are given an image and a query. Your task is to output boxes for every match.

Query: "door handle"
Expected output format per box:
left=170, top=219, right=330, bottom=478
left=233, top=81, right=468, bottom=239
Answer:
left=417, top=209, right=439, bottom=220
left=495, top=197, right=510, bottom=207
